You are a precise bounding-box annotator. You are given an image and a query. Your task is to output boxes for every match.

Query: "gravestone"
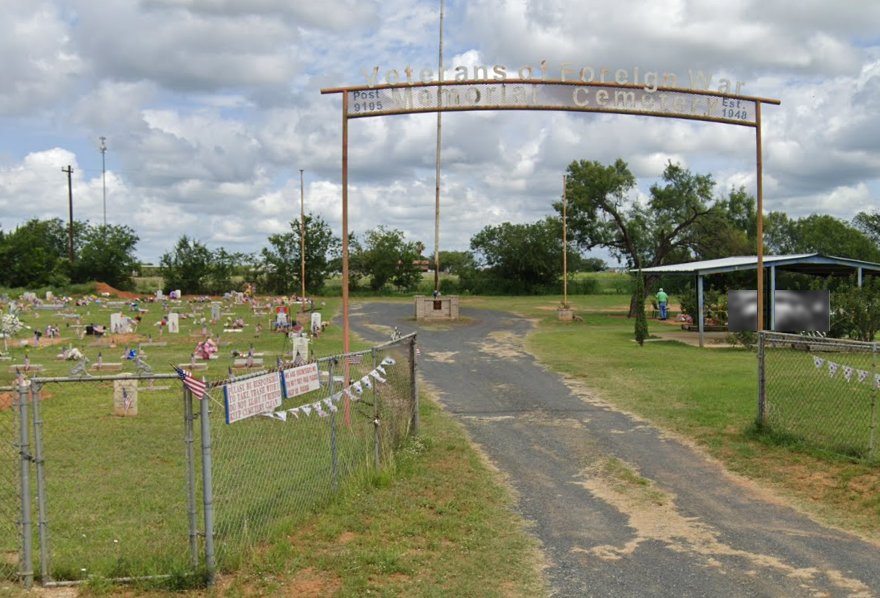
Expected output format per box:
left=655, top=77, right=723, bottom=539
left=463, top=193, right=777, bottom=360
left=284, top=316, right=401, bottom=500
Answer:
left=110, top=312, right=132, bottom=334
left=211, top=302, right=221, bottom=322
left=167, top=312, right=180, bottom=334
left=291, top=334, right=309, bottom=361
left=310, top=311, right=322, bottom=333
left=113, top=380, right=138, bottom=416
left=276, top=311, right=288, bottom=327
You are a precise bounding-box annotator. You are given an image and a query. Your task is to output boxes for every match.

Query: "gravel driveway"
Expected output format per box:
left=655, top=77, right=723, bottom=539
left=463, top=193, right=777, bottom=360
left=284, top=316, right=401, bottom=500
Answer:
left=350, top=303, right=880, bottom=597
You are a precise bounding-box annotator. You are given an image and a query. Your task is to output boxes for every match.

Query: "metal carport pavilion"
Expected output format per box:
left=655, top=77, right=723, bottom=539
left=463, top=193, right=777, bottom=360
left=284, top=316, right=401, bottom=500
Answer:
left=640, top=253, right=880, bottom=347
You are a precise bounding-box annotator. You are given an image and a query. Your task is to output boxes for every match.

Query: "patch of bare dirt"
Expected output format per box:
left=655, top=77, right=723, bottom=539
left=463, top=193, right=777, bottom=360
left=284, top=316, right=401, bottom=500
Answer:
left=94, top=282, right=140, bottom=300
left=572, top=457, right=873, bottom=597
left=280, top=567, right=342, bottom=597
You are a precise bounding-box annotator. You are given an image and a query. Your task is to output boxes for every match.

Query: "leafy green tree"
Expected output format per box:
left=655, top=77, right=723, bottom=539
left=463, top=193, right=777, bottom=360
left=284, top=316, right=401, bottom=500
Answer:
left=831, top=277, right=880, bottom=341
left=765, top=213, right=879, bottom=261
left=0, top=218, right=70, bottom=287
left=204, top=248, right=246, bottom=295
left=854, top=211, right=880, bottom=248
left=260, top=214, right=341, bottom=295
left=469, top=218, right=563, bottom=293
left=352, top=226, right=423, bottom=291
left=561, top=159, right=715, bottom=314
left=437, top=250, right=475, bottom=275
left=72, top=224, right=140, bottom=290
left=159, top=236, right=212, bottom=294
left=690, top=187, right=757, bottom=259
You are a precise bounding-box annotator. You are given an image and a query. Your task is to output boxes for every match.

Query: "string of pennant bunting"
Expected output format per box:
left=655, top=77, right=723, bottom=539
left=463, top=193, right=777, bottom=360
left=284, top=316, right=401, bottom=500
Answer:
left=261, top=356, right=396, bottom=421
left=812, top=355, right=879, bottom=387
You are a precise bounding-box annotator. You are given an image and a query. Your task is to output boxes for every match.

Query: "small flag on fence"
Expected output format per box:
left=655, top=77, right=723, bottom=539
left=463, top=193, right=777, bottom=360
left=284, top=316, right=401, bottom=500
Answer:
left=827, top=361, right=839, bottom=378
left=858, top=369, right=869, bottom=384
left=173, top=365, right=207, bottom=399
left=813, top=356, right=825, bottom=369
left=346, top=353, right=362, bottom=365
left=843, top=365, right=854, bottom=382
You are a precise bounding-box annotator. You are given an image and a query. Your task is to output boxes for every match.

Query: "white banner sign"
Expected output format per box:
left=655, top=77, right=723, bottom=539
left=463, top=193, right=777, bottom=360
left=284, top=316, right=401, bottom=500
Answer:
left=282, top=363, right=321, bottom=399
left=224, top=372, right=282, bottom=424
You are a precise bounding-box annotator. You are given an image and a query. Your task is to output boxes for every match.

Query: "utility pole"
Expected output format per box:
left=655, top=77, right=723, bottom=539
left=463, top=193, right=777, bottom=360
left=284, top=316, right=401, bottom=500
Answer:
left=433, top=0, right=445, bottom=293
left=299, top=169, right=306, bottom=312
left=99, top=136, right=107, bottom=226
left=62, top=166, right=74, bottom=262
left=562, top=174, right=568, bottom=308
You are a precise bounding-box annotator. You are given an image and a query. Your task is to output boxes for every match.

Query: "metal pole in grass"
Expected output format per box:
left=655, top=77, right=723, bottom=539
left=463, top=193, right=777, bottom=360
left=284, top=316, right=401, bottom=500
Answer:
left=409, top=336, right=419, bottom=436
left=31, top=383, right=49, bottom=582
left=372, top=349, right=380, bottom=469
left=870, top=342, right=877, bottom=460
left=756, top=332, right=766, bottom=428
left=198, top=391, right=215, bottom=584
left=17, top=382, right=33, bottom=588
left=183, top=388, right=199, bottom=568
left=328, top=359, right=338, bottom=491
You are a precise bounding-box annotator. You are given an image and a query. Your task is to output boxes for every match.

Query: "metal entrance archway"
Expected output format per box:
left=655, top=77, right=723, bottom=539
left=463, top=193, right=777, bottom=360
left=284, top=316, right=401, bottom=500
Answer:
left=321, top=78, right=781, bottom=354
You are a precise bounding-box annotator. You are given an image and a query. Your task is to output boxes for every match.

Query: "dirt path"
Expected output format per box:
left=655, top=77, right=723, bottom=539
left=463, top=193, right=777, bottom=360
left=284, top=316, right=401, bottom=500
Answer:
left=350, top=303, right=880, bottom=597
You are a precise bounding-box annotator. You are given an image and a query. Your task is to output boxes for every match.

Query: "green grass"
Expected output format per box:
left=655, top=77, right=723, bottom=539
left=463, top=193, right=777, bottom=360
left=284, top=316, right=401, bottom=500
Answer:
left=222, top=398, right=544, bottom=597
left=460, top=294, right=880, bottom=542
left=0, top=292, right=544, bottom=596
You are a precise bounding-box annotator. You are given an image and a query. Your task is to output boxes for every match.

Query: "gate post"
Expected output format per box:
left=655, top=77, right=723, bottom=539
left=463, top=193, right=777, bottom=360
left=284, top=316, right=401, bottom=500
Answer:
left=199, top=392, right=215, bottom=584
left=756, top=332, right=766, bottom=428
left=409, top=336, right=419, bottom=436
left=183, top=388, right=199, bottom=568
left=31, top=383, right=49, bottom=582
left=17, top=382, right=33, bottom=588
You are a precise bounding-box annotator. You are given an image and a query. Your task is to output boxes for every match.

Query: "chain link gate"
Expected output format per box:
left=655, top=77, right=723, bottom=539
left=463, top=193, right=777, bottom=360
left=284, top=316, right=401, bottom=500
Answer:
left=8, top=334, right=418, bottom=589
left=0, top=385, right=20, bottom=586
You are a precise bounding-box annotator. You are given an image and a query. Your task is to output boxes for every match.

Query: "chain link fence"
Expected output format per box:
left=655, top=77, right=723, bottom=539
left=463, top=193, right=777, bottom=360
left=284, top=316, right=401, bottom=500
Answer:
left=5, top=334, right=417, bottom=588
left=758, top=332, right=879, bottom=461
left=0, top=385, right=19, bottom=583
left=208, top=334, right=417, bottom=571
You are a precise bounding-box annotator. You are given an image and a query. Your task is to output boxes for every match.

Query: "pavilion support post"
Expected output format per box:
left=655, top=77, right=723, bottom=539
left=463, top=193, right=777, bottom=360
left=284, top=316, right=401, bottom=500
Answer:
left=858, top=267, right=864, bottom=288
left=697, top=274, right=705, bottom=348
left=769, top=266, right=776, bottom=331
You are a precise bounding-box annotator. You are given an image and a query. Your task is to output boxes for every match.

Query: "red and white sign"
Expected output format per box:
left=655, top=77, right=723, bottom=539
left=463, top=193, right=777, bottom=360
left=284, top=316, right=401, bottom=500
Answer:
left=282, top=363, right=321, bottom=399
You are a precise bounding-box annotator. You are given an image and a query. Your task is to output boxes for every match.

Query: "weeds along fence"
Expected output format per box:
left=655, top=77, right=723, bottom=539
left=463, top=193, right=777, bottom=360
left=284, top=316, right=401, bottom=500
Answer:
left=757, top=332, right=878, bottom=461
left=7, top=334, right=417, bottom=589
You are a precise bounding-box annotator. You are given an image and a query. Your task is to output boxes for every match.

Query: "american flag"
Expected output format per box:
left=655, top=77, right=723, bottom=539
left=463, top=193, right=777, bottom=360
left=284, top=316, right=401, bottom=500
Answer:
left=173, top=366, right=207, bottom=399
left=345, top=353, right=362, bottom=365
left=292, top=351, right=305, bottom=367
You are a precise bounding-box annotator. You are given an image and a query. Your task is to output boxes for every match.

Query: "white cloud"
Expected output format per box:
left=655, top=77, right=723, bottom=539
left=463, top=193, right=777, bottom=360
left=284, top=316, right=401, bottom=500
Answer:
left=0, top=0, right=877, bottom=265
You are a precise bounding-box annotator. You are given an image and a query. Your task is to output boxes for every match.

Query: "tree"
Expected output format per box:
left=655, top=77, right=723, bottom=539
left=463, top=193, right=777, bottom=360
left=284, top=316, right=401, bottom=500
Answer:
left=437, top=250, right=474, bottom=275
left=204, top=248, right=246, bottom=295
left=854, top=211, right=880, bottom=247
left=0, top=218, right=70, bottom=288
left=633, top=271, right=648, bottom=345
left=561, top=159, right=715, bottom=315
left=469, top=218, right=563, bottom=293
left=352, top=226, right=423, bottom=291
left=72, top=224, right=140, bottom=290
left=260, top=214, right=340, bottom=295
left=159, top=236, right=212, bottom=294
left=765, top=213, right=880, bottom=261
left=832, top=277, right=880, bottom=341
left=689, top=187, right=757, bottom=260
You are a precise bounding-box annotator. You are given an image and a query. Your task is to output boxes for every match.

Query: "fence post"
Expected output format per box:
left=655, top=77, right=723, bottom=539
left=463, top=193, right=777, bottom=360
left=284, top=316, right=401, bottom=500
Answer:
left=183, top=388, right=199, bottom=569
left=17, top=382, right=32, bottom=588
left=199, top=393, right=215, bottom=585
left=409, top=336, right=419, bottom=436
left=328, top=360, right=338, bottom=491
left=372, top=349, right=380, bottom=469
left=870, top=342, right=878, bottom=461
left=31, top=383, right=49, bottom=582
left=756, top=332, right=766, bottom=428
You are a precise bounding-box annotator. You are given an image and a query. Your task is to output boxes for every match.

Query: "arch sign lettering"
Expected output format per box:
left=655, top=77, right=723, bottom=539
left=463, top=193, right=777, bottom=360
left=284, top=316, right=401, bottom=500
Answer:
left=322, top=63, right=781, bottom=353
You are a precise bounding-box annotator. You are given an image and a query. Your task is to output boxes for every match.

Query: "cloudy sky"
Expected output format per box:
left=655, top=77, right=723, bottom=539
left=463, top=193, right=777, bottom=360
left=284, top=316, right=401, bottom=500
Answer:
left=1, top=0, right=878, bottom=264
